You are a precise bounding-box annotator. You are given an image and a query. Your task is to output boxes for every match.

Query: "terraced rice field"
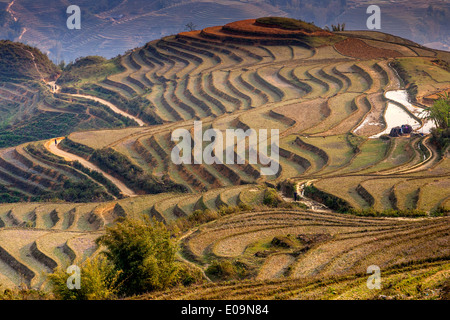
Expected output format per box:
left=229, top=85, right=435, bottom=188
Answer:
left=0, top=184, right=264, bottom=289
left=1, top=19, right=449, bottom=294
left=143, top=258, right=450, bottom=300
left=147, top=208, right=450, bottom=299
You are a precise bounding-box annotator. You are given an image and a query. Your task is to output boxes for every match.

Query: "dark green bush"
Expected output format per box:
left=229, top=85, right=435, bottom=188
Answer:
left=263, top=188, right=283, bottom=207
left=90, top=147, right=187, bottom=194
left=96, top=217, right=179, bottom=296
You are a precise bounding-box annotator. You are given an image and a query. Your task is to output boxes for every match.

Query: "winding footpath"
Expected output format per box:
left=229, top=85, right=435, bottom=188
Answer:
left=45, top=138, right=137, bottom=197
left=41, top=82, right=145, bottom=197
left=48, top=82, right=145, bottom=126
left=68, top=93, right=146, bottom=126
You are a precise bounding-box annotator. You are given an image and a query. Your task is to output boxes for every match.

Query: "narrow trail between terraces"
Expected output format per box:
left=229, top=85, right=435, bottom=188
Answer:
left=47, top=81, right=145, bottom=126
left=45, top=138, right=137, bottom=197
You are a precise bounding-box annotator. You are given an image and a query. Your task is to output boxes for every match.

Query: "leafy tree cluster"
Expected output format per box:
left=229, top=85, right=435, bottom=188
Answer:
left=0, top=112, right=89, bottom=148
left=325, top=23, right=346, bottom=31
left=57, top=56, right=121, bottom=84
left=0, top=185, right=27, bottom=204
left=205, top=260, right=249, bottom=281
left=52, top=179, right=113, bottom=203
left=426, top=93, right=450, bottom=154
left=263, top=188, right=284, bottom=207
left=49, top=217, right=205, bottom=299
left=22, top=144, right=115, bottom=203
left=425, top=93, right=449, bottom=130
left=71, top=161, right=122, bottom=198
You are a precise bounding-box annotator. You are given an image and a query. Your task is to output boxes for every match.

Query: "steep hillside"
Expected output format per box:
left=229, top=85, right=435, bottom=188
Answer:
left=0, top=43, right=147, bottom=149
left=0, top=40, right=59, bottom=81
left=0, top=18, right=448, bottom=297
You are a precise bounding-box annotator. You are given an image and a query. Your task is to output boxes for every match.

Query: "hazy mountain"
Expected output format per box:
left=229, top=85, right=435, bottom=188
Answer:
left=0, top=0, right=449, bottom=61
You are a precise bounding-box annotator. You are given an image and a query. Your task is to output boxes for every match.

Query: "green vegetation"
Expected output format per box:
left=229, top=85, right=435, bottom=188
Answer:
left=23, top=143, right=115, bottom=202
left=206, top=260, right=249, bottom=281
left=53, top=179, right=113, bottom=203
left=71, top=161, right=123, bottom=198
left=0, top=40, right=59, bottom=81
left=48, top=257, right=121, bottom=300
left=325, top=23, right=346, bottom=31
left=426, top=93, right=450, bottom=153
left=430, top=128, right=450, bottom=154
left=79, top=83, right=162, bottom=125
left=426, top=93, right=449, bottom=130
left=96, top=217, right=202, bottom=296
left=169, top=203, right=254, bottom=235
left=0, top=185, right=27, bottom=203
left=0, top=112, right=90, bottom=148
left=263, top=188, right=283, bottom=207
left=57, top=56, right=123, bottom=85
left=304, top=184, right=352, bottom=213
left=59, top=137, right=95, bottom=159
left=90, top=147, right=187, bottom=194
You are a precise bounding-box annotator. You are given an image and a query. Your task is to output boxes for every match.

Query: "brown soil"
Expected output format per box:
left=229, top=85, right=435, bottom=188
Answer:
left=422, top=87, right=450, bottom=104
left=275, top=98, right=328, bottom=136
left=179, top=19, right=333, bottom=44
left=334, top=38, right=402, bottom=59
left=223, top=19, right=333, bottom=37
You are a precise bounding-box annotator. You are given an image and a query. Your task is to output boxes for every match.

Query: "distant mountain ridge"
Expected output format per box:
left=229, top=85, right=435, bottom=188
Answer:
left=0, top=0, right=448, bottom=63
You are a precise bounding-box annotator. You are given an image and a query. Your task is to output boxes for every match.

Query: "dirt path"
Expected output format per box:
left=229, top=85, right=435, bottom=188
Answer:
left=279, top=181, right=333, bottom=213
left=177, top=228, right=212, bottom=283
left=26, top=50, right=44, bottom=81
left=44, top=138, right=137, bottom=197
left=46, top=82, right=145, bottom=127
left=392, top=136, right=438, bottom=174
left=66, top=93, right=146, bottom=127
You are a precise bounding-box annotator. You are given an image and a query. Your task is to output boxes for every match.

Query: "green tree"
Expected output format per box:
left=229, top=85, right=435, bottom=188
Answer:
left=425, top=93, right=450, bottom=129
left=48, top=257, right=121, bottom=300
left=96, top=217, right=179, bottom=296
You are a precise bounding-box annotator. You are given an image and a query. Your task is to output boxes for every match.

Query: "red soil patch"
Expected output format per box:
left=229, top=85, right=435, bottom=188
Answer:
left=222, top=19, right=333, bottom=38
left=423, top=87, right=450, bottom=104
left=334, top=38, right=402, bottom=59
left=178, top=19, right=332, bottom=43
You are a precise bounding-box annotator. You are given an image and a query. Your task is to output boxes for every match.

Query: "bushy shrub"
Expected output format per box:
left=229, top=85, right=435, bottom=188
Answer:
left=96, top=217, right=179, bottom=296
left=175, top=263, right=207, bottom=287
left=206, top=260, right=249, bottom=281
left=48, top=257, right=121, bottom=300
left=263, top=188, right=283, bottom=207
left=206, top=260, right=237, bottom=281
left=189, top=209, right=219, bottom=225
